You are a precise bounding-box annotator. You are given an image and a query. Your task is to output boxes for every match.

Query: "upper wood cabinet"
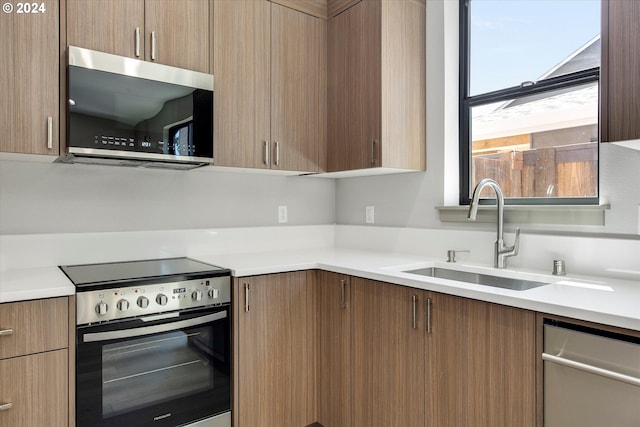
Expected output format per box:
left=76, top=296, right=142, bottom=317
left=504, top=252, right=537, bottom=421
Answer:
left=600, top=0, right=640, bottom=142
left=0, top=0, right=59, bottom=155
left=271, top=0, right=328, bottom=19
left=213, top=0, right=326, bottom=173
left=233, top=272, right=316, bottom=427
left=327, top=0, right=361, bottom=17
left=327, top=0, right=425, bottom=173
left=66, top=0, right=210, bottom=73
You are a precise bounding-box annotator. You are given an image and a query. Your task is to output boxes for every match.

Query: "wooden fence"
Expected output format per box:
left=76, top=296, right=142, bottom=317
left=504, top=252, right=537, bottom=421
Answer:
left=473, top=142, right=598, bottom=198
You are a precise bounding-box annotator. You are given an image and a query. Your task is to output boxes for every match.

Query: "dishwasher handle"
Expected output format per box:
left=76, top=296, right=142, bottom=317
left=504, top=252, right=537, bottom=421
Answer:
left=542, top=352, right=640, bottom=387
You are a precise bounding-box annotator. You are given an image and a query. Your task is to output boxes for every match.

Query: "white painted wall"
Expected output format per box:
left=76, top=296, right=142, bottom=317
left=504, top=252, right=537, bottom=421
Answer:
left=0, top=160, right=335, bottom=234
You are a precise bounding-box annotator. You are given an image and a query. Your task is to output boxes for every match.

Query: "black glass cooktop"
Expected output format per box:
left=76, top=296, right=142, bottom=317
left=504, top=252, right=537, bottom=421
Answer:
left=60, top=257, right=229, bottom=290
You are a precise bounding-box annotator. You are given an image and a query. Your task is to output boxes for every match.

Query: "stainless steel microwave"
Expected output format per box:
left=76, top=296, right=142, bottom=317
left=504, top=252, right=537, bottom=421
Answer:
left=58, top=46, right=214, bottom=170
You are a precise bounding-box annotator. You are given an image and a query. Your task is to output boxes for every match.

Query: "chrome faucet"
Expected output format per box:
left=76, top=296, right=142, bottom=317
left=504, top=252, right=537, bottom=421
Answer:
left=467, top=178, right=519, bottom=269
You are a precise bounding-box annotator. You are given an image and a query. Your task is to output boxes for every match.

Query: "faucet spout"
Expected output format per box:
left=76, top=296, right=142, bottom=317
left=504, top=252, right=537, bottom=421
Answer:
left=467, top=178, right=519, bottom=268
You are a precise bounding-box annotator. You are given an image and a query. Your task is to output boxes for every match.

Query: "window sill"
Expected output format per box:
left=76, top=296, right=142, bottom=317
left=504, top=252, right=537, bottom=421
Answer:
left=436, top=204, right=610, bottom=226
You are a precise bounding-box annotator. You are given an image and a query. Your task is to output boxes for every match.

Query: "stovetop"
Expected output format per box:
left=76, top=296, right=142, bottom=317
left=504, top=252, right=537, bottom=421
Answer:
left=60, top=257, right=230, bottom=290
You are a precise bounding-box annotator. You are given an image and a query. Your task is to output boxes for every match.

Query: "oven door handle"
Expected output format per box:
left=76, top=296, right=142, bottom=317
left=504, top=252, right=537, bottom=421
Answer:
left=82, top=311, right=227, bottom=343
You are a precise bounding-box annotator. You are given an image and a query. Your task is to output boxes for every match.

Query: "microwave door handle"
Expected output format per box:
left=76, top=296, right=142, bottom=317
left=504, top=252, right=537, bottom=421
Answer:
left=82, top=311, right=227, bottom=343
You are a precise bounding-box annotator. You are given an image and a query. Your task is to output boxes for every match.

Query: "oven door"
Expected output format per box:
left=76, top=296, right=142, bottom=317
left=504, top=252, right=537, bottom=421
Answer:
left=76, top=306, right=230, bottom=427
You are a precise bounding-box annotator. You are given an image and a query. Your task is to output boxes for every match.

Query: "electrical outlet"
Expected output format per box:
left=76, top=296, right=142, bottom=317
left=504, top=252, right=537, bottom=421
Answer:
left=278, top=206, right=288, bottom=223
left=366, top=206, right=375, bottom=224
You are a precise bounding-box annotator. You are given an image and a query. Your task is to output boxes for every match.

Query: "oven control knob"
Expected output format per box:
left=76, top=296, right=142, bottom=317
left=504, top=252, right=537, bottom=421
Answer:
left=192, top=290, right=203, bottom=301
left=95, top=302, right=109, bottom=316
left=156, top=294, right=168, bottom=306
left=116, top=299, right=130, bottom=312
left=208, top=288, right=219, bottom=299
left=137, top=296, right=149, bottom=308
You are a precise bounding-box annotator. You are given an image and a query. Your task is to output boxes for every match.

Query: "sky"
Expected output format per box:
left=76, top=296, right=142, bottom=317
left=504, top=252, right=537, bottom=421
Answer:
left=470, top=0, right=601, bottom=95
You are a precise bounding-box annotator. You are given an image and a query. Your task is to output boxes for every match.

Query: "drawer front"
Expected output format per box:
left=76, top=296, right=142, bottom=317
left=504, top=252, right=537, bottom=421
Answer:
left=0, top=297, right=68, bottom=359
left=0, top=349, right=68, bottom=427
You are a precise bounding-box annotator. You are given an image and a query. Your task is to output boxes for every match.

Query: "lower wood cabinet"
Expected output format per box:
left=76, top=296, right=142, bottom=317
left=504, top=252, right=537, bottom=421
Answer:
left=233, top=271, right=316, bottom=427
left=316, top=275, right=537, bottom=427
left=0, top=297, right=71, bottom=427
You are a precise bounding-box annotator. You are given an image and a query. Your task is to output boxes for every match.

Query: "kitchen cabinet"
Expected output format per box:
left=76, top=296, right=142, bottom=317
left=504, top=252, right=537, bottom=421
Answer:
left=270, top=0, right=328, bottom=19
left=0, top=297, right=70, bottom=427
left=66, top=0, right=210, bottom=73
left=316, top=271, right=352, bottom=427
left=233, top=271, right=316, bottom=427
left=351, top=278, right=426, bottom=427
left=327, top=0, right=361, bottom=17
left=327, top=0, right=425, bottom=173
left=426, top=292, right=537, bottom=427
left=600, top=0, right=640, bottom=143
left=0, top=0, right=59, bottom=155
left=213, top=0, right=326, bottom=173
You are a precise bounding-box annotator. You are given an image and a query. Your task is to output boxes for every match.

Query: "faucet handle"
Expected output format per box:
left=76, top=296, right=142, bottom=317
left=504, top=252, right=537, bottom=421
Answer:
left=509, top=227, right=520, bottom=256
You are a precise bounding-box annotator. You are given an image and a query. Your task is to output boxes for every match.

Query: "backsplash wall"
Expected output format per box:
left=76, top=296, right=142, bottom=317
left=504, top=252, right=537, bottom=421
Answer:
left=0, top=160, right=335, bottom=234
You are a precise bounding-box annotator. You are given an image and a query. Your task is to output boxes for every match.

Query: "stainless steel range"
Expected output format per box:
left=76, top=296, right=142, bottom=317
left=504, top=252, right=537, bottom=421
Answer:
left=60, top=257, right=231, bottom=427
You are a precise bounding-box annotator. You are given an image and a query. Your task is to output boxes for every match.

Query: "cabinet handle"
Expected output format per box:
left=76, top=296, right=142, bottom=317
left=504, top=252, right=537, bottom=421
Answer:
left=0, top=403, right=13, bottom=411
left=412, top=294, right=417, bottom=329
left=370, top=139, right=376, bottom=165
left=263, top=141, right=269, bottom=165
left=274, top=141, right=280, bottom=166
left=244, top=283, right=250, bottom=312
left=426, top=297, right=432, bottom=334
left=340, top=279, right=346, bottom=308
left=151, top=31, right=157, bottom=60
left=135, top=27, right=141, bottom=57
left=47, top=116, right=53, bottom=149
left=0, top=328, right=13, bottom=336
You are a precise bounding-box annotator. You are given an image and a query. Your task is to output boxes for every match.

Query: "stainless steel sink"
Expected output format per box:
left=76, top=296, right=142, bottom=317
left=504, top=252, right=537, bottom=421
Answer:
left=403, top=267, right=549, bottom=291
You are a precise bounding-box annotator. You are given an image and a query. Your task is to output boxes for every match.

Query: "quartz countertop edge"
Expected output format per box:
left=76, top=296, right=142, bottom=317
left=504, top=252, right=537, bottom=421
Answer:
left=1, top=249, right=638, bottom=332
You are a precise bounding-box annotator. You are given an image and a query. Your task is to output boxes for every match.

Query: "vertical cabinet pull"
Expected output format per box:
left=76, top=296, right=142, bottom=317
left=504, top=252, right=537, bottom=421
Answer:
left=263, top=141, right=270, bottom=165
left=151, top=31, right=157, bottom=60
left=274, top=141, right=280, bottom=166
left=0, top=403, right=13, bottom=411
left=0, top=328, right=14, bottom=336
left=370, top=139, right=377, bottom=165
left=135, top=27, right=141, bottom=57
left=46, top=117, right=53, bottom=149
left=340, top=279, right=346, bottom=308
left=412, top=294, right=417, bottom=329
left=244, top=283, right=250, bottom=312
left=426, top=297, right=432, bottom=334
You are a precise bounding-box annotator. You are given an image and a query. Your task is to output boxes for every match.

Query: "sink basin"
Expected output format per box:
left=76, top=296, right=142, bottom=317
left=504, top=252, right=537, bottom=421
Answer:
left=403, top=267, right=549, bottom=291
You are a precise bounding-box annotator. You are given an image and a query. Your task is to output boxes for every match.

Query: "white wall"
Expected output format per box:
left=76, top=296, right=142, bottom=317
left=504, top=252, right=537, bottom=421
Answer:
left=0, top=160, right=335, bottom=234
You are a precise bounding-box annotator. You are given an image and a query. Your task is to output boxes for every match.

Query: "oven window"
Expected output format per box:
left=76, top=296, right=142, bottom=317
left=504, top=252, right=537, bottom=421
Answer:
left=101, top=326, right=220, bottom=419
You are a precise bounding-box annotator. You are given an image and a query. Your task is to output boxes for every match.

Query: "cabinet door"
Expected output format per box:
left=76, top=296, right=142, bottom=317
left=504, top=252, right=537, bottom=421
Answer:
left=426, top=292, right=536, bottom=427
left=270, top=3, right=326, bottom=173
left=601, top=0, right=640, bottom=142
left=213, top=0, right=270, bottom=169
left=351, top=278, right=425, bottom=427
left=0, top=349, right=68, bottom=427
left=233, top=272, right=315, bottom=427
left=144, top=0, right=210, bottom=72
left=316, top=271, right=351, bottom=427
left=67, top=0, right=144, bottom=59
left=0, top=297, right=68, bottom=360
left=0, top=0, right=59, bottom=155
left=328, top=0, right=381, bottom=172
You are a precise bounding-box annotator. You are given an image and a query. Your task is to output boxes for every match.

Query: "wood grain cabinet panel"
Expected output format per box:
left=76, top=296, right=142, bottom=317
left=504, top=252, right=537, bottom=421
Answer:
left=0, top=0, right=59, bottom=155
left=426, top=292, right=537, bottom=427
left=327, top=0, right=425, bottom=172
left=0, top=297, right=68, bottom=360
left=67, top=0, right=210, bottom=72
left=233, top=272, right=315, bottom=427
left=214, top=0, right=326, bottom=173
left=316, top=271, right=351, bottom=427
left=601, top=0, right=640, bottom=142
left=270, top=0, right=328, bottom=19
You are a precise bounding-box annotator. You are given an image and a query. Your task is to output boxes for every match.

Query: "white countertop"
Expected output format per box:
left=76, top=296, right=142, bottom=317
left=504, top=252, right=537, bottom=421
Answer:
left=1, top=248, right=638, bottom=331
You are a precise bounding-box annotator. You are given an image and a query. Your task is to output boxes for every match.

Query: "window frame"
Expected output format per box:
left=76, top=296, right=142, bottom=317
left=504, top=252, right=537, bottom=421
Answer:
left=458, top=0, right=600, bottom=206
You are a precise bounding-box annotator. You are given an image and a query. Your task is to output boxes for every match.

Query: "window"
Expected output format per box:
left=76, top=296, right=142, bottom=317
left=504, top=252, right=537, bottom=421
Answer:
left=460, top=0, right=600, bottom=205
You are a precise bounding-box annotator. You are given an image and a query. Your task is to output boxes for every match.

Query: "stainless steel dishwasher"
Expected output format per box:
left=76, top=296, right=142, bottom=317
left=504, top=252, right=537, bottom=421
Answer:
left=543, top=321, right=640, bottom=427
